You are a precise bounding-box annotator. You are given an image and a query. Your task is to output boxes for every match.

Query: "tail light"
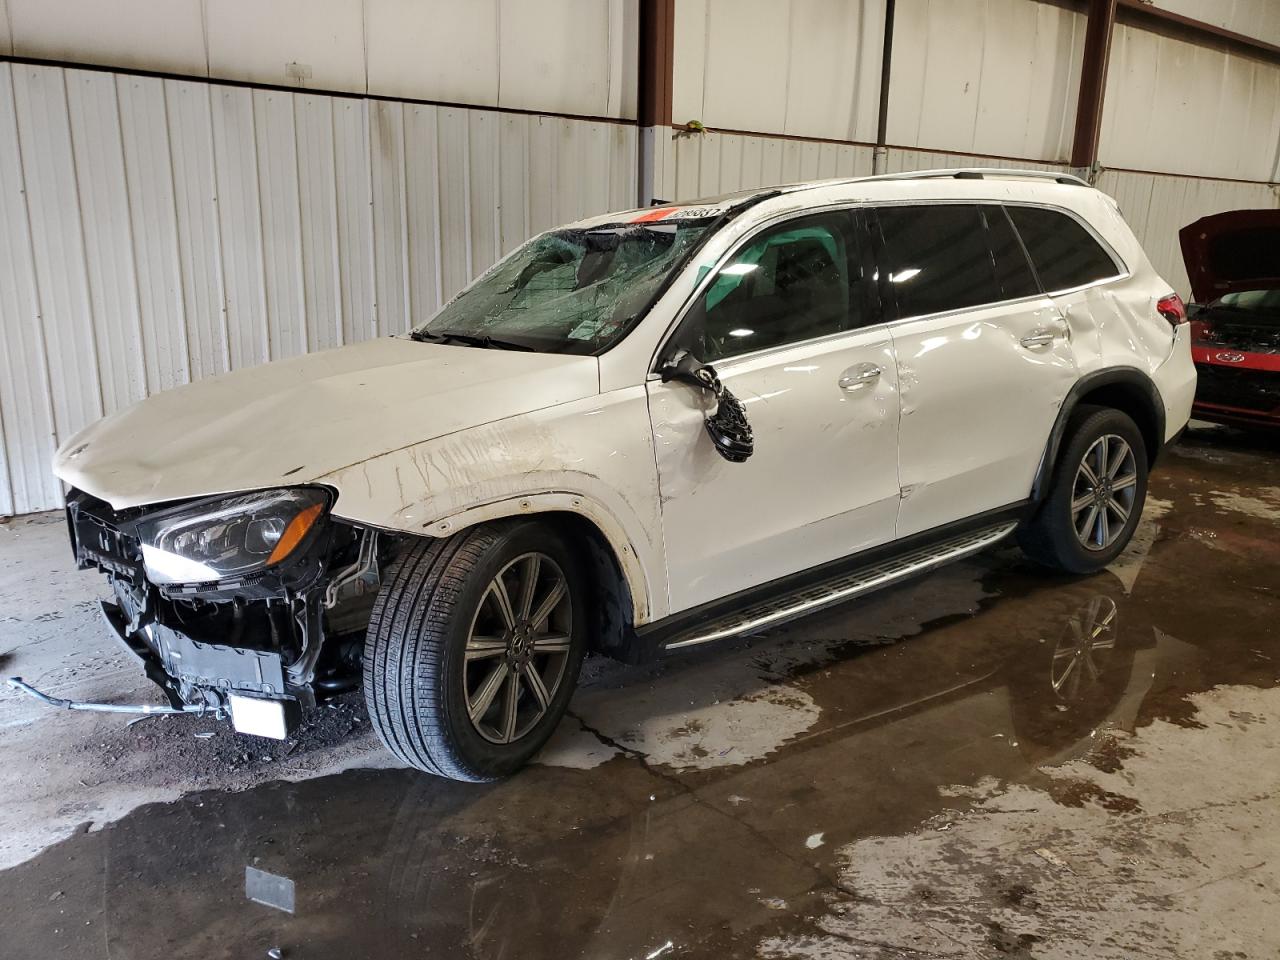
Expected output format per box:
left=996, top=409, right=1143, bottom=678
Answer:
left=1156, top=293, right=1187, bottom=326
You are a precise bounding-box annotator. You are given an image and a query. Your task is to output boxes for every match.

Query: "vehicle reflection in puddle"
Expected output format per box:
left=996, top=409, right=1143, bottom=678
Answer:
left=2, top=428, right=1278, bottom=959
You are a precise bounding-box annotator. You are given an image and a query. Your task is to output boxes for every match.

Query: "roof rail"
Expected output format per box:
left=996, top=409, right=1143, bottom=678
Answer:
left=857, top=167, right=1089, bottom=187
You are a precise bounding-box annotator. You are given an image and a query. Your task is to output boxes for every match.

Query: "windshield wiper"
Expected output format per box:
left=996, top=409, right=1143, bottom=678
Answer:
left=409, top=329, right=535, bottom=351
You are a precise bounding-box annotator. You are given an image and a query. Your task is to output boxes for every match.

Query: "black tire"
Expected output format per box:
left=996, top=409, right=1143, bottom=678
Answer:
left=363, top=521, right=589, bottom=782
left=1018, top=405, right=1149, bottom=574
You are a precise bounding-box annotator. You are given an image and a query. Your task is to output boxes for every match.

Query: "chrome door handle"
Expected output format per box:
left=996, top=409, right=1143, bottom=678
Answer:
left=838, top=364, right=882, bottom=391
left=1019, top=330, right=1058, bottom=348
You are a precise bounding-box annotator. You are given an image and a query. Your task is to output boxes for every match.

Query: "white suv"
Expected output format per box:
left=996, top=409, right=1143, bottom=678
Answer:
left=33, top=169, right=1196, bottom=781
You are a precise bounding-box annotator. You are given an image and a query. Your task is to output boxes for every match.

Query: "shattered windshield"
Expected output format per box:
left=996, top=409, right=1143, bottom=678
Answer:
left=413, top=218, right=715, bottom=354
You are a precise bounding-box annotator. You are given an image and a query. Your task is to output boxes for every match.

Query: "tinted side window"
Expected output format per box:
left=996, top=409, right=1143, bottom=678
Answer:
left=984, top=206, right=1040, bottom=300
left=683, top=212, right=863, bottom=361
left=1006, top=205, right=1122, bottom=292
left=875, top=205, right=1003, bottom=318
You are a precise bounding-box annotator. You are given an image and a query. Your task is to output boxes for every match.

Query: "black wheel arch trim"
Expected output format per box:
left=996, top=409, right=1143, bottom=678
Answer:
left=1032, top=366, right=1166, bottom=503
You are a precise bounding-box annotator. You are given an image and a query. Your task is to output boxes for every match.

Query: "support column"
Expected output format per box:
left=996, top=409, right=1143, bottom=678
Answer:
left=873, top=0, right=897, bottom=175
left=1071, top=0, right=1118, bottom=174
left=637, top=0, right=676, bottom=205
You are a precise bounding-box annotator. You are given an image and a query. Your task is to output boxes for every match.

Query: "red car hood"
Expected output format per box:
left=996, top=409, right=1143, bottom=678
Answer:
left=1179, top=209, right=1280, bottom=304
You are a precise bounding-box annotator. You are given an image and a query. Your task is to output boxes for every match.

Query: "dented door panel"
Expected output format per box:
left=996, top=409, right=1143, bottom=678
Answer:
left=892, top=299, right=1077, bottom=538
left=648, top=329, right=901, bottom=615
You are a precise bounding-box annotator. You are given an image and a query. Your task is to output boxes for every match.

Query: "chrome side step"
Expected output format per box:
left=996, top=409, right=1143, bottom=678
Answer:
left=664, top=522, right=1017, bottom=651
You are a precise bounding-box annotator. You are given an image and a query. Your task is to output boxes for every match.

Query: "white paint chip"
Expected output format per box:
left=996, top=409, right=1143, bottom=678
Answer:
left=805, top=832, right=825, bottom=849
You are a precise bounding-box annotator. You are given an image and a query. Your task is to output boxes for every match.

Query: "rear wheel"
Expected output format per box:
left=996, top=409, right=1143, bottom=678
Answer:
left=363, top=521, right=588, bottom=781
left=1018, top=405, right=1149, bottom=574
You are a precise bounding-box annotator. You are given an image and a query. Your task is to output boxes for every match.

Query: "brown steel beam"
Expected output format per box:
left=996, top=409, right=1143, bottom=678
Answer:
left=1117, top=0, right=1280, bottom=62
left=1070, top=0, right=1117, bottom=169
left=638, top=0, right=675, bottom=127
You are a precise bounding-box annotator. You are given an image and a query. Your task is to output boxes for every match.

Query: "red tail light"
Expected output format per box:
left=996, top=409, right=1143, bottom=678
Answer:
left=1157, top=293, right=1187, bottom=326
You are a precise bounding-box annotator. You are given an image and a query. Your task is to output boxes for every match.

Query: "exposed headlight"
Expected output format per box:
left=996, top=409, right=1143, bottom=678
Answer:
left=134, top=488, right=330, bottom=585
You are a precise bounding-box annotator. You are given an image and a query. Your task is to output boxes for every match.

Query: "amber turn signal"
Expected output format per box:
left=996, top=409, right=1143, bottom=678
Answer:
left=266, top=502, right=325, bottom=565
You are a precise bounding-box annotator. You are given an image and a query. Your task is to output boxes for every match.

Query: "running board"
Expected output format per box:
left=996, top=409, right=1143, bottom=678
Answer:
left=663, top=522, right=1017, bottom=651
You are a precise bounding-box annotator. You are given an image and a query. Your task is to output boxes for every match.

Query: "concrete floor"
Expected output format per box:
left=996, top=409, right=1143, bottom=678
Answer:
left=1, top=422, right=1278, bottom=959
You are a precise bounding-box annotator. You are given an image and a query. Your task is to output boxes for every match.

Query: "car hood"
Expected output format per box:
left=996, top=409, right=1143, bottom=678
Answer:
left=54, top=338, right=600, bottom=510
left=1179, top=209, right=1280, bottom=304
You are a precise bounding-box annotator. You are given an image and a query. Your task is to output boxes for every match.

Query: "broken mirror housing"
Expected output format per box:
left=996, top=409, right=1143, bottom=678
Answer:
left=131, top=487, right=331, bottom=586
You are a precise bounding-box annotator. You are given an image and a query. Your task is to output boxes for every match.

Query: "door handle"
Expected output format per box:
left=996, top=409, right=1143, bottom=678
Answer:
left=1019, top=330, right=1058, bottom=348
left=838, top=363, right=882, bottom=391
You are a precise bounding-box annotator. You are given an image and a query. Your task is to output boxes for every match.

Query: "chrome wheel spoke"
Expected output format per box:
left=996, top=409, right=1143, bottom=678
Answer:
left=1106, top=439, right=1130, bottom=478
left=1079, top=461, right=1102, bottom=489
left=468, top=662, right=508, bottom=722
left=488, top=579, right=517, bottom=631
left=1072, top=491, right=1095, bottom=513
left=1106, top=495, right=1130, bottom=525
left=1112, top=473, right=1137, bottom=492
left=530, top=577, right=567, bottom=630
left=1095, top=508, right=1110, bottom=547
left=1077, top=504, right=1099, bottom=541
left=532, top=632, right=571, bottom=654
left=522, top=663, right=551, bottom=711
left=500, top=665, right=519, bottom=742
left=517, top=554, right=541, bottom=621
left=465, top=635, right=508, bottom=661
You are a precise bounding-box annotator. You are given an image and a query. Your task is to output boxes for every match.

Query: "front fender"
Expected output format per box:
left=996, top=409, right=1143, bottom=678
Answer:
left=317, top=392, right=666, bottom=622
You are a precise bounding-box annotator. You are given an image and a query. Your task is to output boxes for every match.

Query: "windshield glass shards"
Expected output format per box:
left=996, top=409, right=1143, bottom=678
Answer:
left=411, top=218, right=714, bottom=354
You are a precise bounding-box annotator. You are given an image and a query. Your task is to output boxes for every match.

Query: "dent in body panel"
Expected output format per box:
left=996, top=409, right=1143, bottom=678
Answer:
left=318, top=388, right=664, bottom=622
left=648, top=334, right=902, bottom=612
left=892, top=303, right=1077, bottom=537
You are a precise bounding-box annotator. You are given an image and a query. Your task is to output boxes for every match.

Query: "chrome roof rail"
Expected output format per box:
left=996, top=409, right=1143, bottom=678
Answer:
left=854, top=167, right=1089, bottom=187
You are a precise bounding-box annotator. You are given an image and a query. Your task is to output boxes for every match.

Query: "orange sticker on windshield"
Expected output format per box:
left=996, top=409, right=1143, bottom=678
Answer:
left=631, top=207, right=679, bottom=223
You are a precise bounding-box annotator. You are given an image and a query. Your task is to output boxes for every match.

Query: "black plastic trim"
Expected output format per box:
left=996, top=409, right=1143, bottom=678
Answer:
left=1031, top=366, right=1167, bottom=503
left=622, top=501, right=1033, bottom=664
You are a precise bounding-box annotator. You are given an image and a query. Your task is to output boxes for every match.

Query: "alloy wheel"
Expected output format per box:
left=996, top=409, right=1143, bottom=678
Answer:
left=463, top=552, right=572, bottom=744
left=1071, top=434, right=1138, bottom=551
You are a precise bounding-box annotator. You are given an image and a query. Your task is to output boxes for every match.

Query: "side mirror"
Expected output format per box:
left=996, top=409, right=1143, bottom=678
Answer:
left=658, top=349, right=754, bottom=463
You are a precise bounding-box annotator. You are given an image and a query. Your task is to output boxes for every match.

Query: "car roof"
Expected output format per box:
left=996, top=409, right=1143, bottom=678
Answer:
left=566, top=168, right=1096, bottom=231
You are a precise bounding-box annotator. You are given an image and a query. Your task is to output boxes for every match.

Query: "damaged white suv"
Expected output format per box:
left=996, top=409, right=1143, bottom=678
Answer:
left=25, top=169, right=1196, bottom=782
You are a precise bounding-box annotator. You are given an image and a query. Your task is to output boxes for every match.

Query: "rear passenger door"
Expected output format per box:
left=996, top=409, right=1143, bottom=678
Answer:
left=871, top=203, right=1078, bottom=538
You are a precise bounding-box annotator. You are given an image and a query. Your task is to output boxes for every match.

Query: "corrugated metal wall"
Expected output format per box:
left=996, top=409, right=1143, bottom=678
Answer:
left=0, top=62, right=637, bottom=515
left=1, top=0, right=639, bottom=120
left=1101, top=20, right=1280, bottom=181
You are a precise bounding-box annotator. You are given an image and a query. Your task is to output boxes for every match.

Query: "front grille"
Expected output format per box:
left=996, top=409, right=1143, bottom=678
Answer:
left=1194, top=362, right=1280, bottom=413
left=67, top=490, right=146, bottom=583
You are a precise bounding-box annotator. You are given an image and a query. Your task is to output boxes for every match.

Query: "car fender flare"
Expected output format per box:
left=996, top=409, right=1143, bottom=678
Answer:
left=394, top=490, right=654, bottom=624
left=1031, top=367, right=1166, bottom=503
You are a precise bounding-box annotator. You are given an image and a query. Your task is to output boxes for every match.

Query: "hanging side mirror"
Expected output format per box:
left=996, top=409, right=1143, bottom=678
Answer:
left=659, top=350, right=754, bottom=463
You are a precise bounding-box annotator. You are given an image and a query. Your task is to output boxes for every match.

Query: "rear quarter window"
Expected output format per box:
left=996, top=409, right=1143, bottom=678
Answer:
left=1006, top=205, right=1123, bottom=293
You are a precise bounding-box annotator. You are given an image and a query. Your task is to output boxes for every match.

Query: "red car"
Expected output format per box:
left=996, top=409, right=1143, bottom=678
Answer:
left=1181, top=210, right=1280, bottom=428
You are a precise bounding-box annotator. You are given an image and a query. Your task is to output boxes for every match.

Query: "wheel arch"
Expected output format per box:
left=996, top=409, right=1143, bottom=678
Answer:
left=413, top=492, right=650, bottom=632
left=1032, top=367, right=1165, bottom=503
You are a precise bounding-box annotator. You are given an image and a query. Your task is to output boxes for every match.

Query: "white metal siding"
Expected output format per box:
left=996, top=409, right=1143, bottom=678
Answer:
left=887, top=0, right=1085, bottom=162
left=672, top=0, right=887, bottom=143
left=0, top=62, right=637, bottom=515
left=5, top=0, right=639, bottom=121
left=1102, top=21, right=1280, bottom=181
left=1146, top=0, right=1280, bottom=49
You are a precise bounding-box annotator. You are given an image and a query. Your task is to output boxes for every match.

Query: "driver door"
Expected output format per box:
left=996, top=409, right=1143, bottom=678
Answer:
left=646, top=209, right=902, bottom=614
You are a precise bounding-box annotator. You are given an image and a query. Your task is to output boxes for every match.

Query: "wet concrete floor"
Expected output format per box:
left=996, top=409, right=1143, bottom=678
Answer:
left=1, top=422, right=1278, bottom=959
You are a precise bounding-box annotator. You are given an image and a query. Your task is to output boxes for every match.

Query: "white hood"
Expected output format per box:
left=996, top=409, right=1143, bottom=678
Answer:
left=54, top=338, right=600, bottom=510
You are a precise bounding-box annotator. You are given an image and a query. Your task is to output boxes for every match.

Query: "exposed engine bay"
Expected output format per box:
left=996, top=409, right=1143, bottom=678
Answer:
left=56, top=488, right=392, bottom=734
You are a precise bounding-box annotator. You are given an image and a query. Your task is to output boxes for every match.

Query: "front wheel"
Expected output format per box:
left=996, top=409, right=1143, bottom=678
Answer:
left=1018, top=405, right=1149, bottom=574
left=363, top=522, right=588, bottom=781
